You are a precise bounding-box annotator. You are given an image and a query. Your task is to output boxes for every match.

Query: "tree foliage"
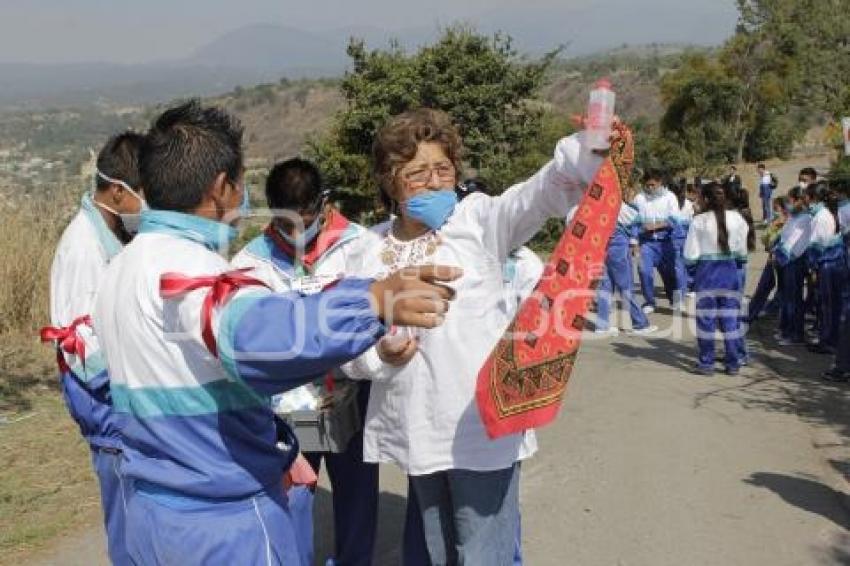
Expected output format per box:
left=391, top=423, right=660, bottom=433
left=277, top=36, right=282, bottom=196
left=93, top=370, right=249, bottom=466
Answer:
left=647, top=0, right=850, bottom=174
left=308, top=26, right=561, bottom=222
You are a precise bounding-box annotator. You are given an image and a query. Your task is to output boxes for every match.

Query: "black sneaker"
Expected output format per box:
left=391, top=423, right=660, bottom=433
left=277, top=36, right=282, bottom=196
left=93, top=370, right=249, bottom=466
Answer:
left=693, top=366, right=714, bottom=376
left=726, top=367, right=740, bottom=376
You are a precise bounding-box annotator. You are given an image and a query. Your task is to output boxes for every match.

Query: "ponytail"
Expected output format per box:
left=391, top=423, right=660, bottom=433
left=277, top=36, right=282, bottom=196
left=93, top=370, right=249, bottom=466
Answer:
left=703, top=182, right=730, bottom=253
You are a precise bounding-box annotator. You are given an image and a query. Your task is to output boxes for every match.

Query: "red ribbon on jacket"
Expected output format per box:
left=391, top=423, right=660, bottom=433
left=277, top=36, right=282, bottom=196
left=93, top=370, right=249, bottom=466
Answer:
left=40, top=315, right=92, bottom=373
left=160, top=268, right=269, bottom=358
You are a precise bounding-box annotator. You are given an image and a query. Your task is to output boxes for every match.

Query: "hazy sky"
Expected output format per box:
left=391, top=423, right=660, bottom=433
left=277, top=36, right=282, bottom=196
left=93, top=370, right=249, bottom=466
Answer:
left=0, top=0, right=739, bottom=64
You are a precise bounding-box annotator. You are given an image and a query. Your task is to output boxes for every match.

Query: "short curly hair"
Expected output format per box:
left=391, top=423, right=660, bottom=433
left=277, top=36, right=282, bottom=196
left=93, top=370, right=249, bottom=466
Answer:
left=372, top=108, right=464, bottom=209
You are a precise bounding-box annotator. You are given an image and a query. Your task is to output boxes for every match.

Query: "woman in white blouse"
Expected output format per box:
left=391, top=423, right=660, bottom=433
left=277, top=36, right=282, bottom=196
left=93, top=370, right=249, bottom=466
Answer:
left=346, top=108, right=603, bottom=565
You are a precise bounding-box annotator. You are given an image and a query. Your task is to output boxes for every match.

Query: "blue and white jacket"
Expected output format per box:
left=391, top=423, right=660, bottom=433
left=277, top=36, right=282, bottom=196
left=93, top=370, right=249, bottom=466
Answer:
left=48, top=193, right=123, bottom=449
left=231, top=219, right=377, bottom=411
left=675, top=198, right=695, bottom=241
left=631, top=188, right=681, bottom=242
left=774, top=210, right=813, bottom=267
left=807, top=203, right=845, bottom=266
left=92, top=210, right=384, bottom=500
left=683, top=210, right=750, bottom=291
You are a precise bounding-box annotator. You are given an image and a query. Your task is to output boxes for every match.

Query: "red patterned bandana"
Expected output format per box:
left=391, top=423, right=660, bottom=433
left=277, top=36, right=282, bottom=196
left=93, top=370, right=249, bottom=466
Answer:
left=265, top=209, right=351, bottom=271
left=476, top=124, right=634, bottom=439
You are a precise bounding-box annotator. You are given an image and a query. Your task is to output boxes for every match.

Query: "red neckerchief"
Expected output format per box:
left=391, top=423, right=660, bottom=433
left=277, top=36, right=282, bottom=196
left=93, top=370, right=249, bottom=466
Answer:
left=476, top=122, right=634, bottom=439
left=265, top=209, right=351, bottom=272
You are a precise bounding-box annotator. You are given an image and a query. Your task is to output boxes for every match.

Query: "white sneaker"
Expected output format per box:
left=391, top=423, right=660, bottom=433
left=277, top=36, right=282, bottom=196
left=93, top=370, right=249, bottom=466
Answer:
left=594, top=327, right=620, bottom=338
left=642, top=304, right=655, bottom=315
left=629, top=325, right=659, bottom=336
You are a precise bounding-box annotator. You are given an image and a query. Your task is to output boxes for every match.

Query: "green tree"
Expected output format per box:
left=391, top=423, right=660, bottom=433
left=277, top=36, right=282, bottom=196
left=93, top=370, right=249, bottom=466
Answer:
left=656, top=54, right=743, bottom=171
left=308, top=26, right=561, bottom=222
left=653, top=0, right=850, bottom=167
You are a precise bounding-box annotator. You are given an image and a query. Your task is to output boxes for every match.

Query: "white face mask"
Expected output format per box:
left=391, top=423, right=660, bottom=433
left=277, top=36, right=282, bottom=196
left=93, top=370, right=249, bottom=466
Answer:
left=94, top=169, right=147, bottom=235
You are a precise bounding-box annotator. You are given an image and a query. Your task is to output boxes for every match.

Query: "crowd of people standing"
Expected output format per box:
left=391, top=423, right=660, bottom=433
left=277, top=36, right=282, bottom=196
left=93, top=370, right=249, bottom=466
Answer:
left=41, top=96, right=850, bottom=566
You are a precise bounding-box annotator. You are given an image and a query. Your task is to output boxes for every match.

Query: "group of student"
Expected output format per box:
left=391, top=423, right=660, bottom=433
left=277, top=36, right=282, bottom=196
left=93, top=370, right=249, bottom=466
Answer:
left=43, top=93, right=850, bottom=565
left=597, top=162, right=850, bottom=378
left=44, top=100, right=605, bottom=566
left=593, top=168, right=751, bottom=373
left=746, top=166, right=850, bottom=382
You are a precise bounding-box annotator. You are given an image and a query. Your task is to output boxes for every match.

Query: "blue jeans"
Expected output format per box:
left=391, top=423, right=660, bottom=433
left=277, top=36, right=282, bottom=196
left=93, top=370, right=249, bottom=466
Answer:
left=759, top=185, right=773, bottom=222
left=404, top=464, right=520, bottom=566
left=597, top=242, right=650, bottom=330
left=761, top=197, right=773, bottom=222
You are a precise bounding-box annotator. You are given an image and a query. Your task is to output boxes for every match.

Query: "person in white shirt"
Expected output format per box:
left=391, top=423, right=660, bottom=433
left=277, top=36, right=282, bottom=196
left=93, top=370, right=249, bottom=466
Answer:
left=757, top=163, right=777, bottom=223
left=803, top=182, right=844, bottom=354
left=823, top=176, right=850, bottom=382
left=774, top=186, right=813, bottom=346
left=631, top=169, right=682, bottom=313
left=46, top=131, right=147, bottom=566
left=231, top=158, right=381, bottom=566
left=684, top=182, right=750, bottom=375
left=343, top=107, right=604, bottom=565
left=91, top=100, right=459, bottom=565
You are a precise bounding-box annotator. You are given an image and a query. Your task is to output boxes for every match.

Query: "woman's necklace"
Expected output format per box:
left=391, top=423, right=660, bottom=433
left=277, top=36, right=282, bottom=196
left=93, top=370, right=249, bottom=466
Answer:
left=380, top=220, right=442, bottom=271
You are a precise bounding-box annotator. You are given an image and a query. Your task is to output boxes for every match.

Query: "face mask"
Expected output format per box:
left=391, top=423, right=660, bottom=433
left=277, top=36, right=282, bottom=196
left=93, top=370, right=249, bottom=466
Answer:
left=403, top=189, right=458, bottom=230
left=799, top=181, right=808, bottom=190
left=277, top=214, right=322, bottom=249
left=94, top=169, right=148, bottom=235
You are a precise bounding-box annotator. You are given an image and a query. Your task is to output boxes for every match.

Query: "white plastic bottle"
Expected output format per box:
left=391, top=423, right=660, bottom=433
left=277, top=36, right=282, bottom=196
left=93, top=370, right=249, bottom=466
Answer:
left=586, top=79, right=616, bottom=150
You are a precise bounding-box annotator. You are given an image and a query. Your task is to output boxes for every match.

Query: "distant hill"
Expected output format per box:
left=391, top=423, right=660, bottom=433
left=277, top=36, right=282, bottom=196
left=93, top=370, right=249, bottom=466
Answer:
left=0, top=1, right=737, bottom=111
left=217, top=46, right=693, bottom=170
left=188, top=24, right=348, bottom=76
left=0, top=43, right=692, bottom=197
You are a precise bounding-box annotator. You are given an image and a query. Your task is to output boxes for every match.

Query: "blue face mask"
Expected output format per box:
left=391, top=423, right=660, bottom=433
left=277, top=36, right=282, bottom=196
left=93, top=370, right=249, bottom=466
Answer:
left=277, top=215, right=322, bottom=248
left=404, top=189, right=458, bottom=230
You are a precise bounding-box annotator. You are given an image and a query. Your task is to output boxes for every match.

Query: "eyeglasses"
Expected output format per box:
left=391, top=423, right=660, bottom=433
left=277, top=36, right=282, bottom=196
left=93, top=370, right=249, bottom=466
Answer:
left=400, top=163, right=456, bottom=187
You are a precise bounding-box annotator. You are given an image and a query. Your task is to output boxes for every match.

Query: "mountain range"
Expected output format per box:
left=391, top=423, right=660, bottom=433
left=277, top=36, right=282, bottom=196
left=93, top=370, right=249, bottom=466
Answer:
left=0, top=3, right=736, bottom=110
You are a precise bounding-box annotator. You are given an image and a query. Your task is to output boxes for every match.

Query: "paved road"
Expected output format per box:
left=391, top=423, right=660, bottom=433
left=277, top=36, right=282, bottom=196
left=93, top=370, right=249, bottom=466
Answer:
left=31, top=246, right=849, bottom=566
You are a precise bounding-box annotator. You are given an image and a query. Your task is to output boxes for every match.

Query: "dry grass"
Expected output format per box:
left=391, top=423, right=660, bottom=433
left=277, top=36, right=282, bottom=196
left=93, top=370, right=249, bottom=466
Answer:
left=0, top=191, right=75, bottom=411
left=0, top=190, right=101, bottom=564
left=0, top=393, right=100, bottom=565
